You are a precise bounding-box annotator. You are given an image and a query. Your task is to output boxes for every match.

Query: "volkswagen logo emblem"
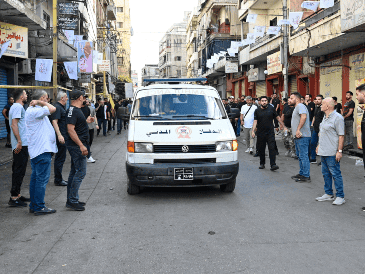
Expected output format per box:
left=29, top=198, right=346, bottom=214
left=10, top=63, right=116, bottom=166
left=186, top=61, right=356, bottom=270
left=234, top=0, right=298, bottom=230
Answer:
left=181, top=145, right=189, bottom=153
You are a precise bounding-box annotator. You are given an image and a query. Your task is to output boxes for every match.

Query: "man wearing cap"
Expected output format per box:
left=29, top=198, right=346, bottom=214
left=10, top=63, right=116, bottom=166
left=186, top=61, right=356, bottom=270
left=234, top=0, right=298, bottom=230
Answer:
left=65, top=90, right=93, bottom=211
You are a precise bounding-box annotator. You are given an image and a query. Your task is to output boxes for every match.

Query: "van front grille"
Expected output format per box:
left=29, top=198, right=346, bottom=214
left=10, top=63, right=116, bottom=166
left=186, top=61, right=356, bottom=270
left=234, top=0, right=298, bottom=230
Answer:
left=153, top=145, right=216, bottom=153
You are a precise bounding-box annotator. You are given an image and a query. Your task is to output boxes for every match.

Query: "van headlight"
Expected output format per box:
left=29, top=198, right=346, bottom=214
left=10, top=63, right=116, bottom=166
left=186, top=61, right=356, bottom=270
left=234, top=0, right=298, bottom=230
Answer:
left=135, top=143, right=153, bottom=153
left=216, top=141, right=232, bottom=152
left=216, top=140, right=238, bottom=152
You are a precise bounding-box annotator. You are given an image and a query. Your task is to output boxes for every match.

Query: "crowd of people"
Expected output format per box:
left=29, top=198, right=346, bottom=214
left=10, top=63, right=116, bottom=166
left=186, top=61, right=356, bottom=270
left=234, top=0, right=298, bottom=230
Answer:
left=234, top=87, right=365, bottom=208
left=1, top=88, right=132, bottom=215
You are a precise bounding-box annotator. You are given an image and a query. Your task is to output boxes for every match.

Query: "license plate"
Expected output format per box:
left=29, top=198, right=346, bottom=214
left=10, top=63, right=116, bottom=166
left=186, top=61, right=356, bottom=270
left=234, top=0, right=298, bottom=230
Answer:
left=174, top=168, right=193, bottom=180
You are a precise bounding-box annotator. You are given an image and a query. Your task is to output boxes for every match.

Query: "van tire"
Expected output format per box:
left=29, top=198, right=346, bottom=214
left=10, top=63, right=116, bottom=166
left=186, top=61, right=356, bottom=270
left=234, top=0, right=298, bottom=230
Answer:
left=220, top=179, right=236, bottom=192
left=127, top=178, right=140, bottom=195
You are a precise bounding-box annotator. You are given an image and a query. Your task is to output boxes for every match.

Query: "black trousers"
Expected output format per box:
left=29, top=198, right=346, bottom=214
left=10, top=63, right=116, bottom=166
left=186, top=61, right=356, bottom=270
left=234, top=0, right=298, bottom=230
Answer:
left=5, top=119, right=10, bottom=144
left=256, top=132, right=277, bottom=167
left=11, top=146, right=29, bottom=197
left=54, top=141, right=67, bottom=183
left=87, top=129, right=94, bottom=159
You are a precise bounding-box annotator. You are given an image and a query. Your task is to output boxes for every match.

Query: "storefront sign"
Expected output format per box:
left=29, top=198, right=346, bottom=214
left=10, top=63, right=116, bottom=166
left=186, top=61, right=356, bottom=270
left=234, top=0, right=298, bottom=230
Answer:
left=267, top=51, right=282, bottom=75
left=248, top=68, right=259, bottom=82
left=58, top=17, right=79, bottom=30
left=225, top=62, right=238, bottom=73
left=0, top=22, right=28, bottom=58
left=98, top=60, right=110, bottom=72
left=58, top=3, right=79, bottom=15
left=320, top=59, right=342, bottom=75
left=79, top=74, right=91, bottom=83
left=341, top=1, right=365, bottom=32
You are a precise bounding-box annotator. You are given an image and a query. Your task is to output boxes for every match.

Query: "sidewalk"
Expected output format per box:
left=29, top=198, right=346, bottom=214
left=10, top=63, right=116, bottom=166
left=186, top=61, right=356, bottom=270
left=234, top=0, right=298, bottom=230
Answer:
left=0, top=138, right=13, bottom=165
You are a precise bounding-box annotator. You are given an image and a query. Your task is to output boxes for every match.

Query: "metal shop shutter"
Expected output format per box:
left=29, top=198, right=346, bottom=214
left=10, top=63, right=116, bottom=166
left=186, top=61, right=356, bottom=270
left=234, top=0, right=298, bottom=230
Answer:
left=256, top=81, right=266, bottom=98
left=290, top=76, right=298, bottom=93
left=0, top=67, right=7, bottom=139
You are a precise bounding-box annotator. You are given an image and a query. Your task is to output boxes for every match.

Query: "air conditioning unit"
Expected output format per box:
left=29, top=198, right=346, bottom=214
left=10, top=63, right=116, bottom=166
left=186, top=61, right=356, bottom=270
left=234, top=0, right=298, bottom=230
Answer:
left=18, top=59, right=32, bottom=74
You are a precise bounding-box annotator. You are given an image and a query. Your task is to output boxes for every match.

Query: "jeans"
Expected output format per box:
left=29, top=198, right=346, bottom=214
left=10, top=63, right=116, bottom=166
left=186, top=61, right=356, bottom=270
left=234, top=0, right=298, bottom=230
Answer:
left=321, top=156, right=344, bottom=198
left=310, top=130, right=319, bottom=161
left=243, top=127, right=254, bottom=149
left=294, top=137, right=311, bottom=178
left=11, top=146, right=29, bottom=197
left=54, top=141, right=67, bottom=184
left=67, top=146, right=87, bottom=204
left=29, top=152, right=52, bottom=211
left=257, top=132, right=276, bottom=167
left=97, top=118, right=107, bottom=136
left=236, top=118, right=241, bottom=136
left=5, top=119, right=10, bottom=144
left=344, top=120, right=353, bottom=146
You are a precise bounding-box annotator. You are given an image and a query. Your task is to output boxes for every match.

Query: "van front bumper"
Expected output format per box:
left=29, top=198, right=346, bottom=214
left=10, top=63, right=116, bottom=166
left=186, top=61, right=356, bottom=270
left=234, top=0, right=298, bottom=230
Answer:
left=126, top=161, right=239, bottom=187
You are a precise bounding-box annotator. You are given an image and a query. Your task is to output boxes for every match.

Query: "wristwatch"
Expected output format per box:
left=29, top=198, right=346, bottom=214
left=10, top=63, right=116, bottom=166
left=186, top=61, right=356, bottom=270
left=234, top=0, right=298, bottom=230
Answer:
left=338, top=150, right=343, bottom=153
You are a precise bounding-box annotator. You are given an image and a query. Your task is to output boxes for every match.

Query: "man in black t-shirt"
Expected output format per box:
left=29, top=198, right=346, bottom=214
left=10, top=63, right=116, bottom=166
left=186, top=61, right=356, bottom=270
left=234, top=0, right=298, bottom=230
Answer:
left=65, top=90, right=92, bottom=211
left=342, top=91, right=355, bottom=149
left=310, top=95, right=324, bottom=163
left=281, top=98, right=296, bottom=157
left=333, top=97, right=342, bottom=114
left=2, top=96, right=14, bottom=148
left=95, top=98, right=107, bottom=136
left=50, top=91, right=69, bottom=186
left=305, top=94, right=315, bottom=123
left=252, top=96, right=286, bottom=171
left=104, top=98, right=112, bottom=134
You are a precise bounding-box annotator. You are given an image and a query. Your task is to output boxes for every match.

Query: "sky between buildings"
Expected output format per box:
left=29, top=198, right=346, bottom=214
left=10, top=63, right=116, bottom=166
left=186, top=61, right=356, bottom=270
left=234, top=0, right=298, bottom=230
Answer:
left=130, top=0, right=198, bottom=81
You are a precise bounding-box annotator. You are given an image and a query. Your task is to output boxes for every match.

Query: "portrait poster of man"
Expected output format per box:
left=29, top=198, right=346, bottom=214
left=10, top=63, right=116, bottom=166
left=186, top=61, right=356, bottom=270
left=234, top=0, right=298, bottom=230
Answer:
left=77, top=41, right=93, bottom=73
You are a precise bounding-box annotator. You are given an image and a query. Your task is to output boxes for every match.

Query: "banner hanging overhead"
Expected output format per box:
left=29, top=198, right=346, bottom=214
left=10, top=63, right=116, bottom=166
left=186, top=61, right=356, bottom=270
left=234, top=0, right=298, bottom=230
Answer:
left=267, top=26, right=281, bottom=35
left=246, top=14, right=258, bottom=23
left=289, top=12, right=304, bottom=29
left=0, top=22, right=28, bottom=58
left=320, top=0, right=334, bottom=9
left=35, top=59, right=53, bottom=82
left=64, top=61, right=78, bottom=80
left=77, top=41, right=93, bottom=73
left=301, top=1, right=320, bottom=11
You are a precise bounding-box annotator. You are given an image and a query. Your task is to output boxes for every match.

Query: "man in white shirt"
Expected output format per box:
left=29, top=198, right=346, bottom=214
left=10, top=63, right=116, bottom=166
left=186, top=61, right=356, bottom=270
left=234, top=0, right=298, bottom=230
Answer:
left=25, top=90, right=57, bottom=216
left=240, top=96, right=257, bottom=154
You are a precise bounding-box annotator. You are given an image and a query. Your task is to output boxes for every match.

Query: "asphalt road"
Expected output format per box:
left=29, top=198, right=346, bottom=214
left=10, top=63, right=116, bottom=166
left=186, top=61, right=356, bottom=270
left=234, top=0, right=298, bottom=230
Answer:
left=1, top=130, right=365, bottom=273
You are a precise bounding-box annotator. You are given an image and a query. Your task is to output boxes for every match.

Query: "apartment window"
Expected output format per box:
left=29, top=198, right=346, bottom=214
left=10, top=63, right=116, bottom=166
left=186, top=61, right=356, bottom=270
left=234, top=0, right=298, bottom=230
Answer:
left=43, top=11, right=50, bottom=28
left=175, top=56, right=181, bottom=61
left=117, top=7, right=123, bottom=13
left=270, top=17, right=277, bottom=27
left=166, top=40, right=171, bottom=47
left=117, top=22, right=123, bottom=28
left=176, top=70, right=182, bottom=77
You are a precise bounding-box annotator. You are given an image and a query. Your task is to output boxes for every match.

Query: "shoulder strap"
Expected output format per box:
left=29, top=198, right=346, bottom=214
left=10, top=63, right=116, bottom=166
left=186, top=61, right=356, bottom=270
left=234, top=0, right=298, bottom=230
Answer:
left=243, top=105, right=253, bottom=119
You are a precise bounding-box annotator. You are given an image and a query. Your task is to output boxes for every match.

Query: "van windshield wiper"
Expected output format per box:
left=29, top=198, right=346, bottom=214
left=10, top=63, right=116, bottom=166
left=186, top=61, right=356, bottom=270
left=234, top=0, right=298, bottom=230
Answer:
left=172, top=115, right=214, bottom=120
left=133, top=115, right=171, bottom=120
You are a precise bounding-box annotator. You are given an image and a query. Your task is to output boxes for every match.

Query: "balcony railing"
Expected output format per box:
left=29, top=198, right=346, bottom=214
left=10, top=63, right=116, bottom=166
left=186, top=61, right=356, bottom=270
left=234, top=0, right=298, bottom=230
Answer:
left=250, top=33, right=281, bottom=50
left=291, top=0, right=340, bottom=36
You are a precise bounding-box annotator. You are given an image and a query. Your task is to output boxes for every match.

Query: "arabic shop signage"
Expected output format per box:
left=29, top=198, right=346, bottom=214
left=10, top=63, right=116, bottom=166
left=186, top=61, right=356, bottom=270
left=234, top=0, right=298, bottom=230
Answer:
left=0, top=22, right=28, bottom=58
left=225, top=62, right=238, bottom=73
left=79, top=74, right=91, bottom=83
left=58, top=17, right=79, bottom=30
left=58, top=2, right=79, bottom=15
left=267, top=51, right=282, bottom=75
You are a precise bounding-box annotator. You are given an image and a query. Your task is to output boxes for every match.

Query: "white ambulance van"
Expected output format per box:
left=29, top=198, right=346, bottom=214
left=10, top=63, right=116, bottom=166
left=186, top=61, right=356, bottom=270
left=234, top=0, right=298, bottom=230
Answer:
left=125, top=79, right=239, bottom=194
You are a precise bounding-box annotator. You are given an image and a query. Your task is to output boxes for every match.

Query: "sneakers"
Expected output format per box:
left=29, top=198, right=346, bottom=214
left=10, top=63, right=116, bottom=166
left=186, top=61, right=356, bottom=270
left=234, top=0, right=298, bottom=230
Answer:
left=285, top=151, right=290, bottom=157
left=270, top=165, right=279, bottom=171
left=316, top=194, right=334, bottom=202
left=66, top=201, right=85, bottom=211
left=5, top=143, right=12, bottom=148
left=18, top=196, right=31, bottom=202
left=310, top=159, right=317, bottom=164
left=259, top=165, right=265, bottom=169
left=332, top=197, right=345, bottom=205
left=253, top=153, right=259, bottom=157
left=34, top=207, right=57, bottom=216
left=8, top=198, right=27, bottom=207
left=291, top=174, right=301, bottom=180
left=87, top=156, right=96, bottom=163
left=55, top=180, right=68, bottom=186
left=245, top=148, right=250, bottom=153
left=249, top=148, right=253, bottom=154
left=295, top=175, right=311, bottom=182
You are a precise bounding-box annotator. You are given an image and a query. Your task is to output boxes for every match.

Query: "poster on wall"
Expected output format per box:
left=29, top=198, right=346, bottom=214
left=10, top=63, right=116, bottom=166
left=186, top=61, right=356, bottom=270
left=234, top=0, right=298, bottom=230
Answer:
left=0, top=22, right=28, bottom=58
left=267, top=51, right=282, bottom=75
left=77, top=41, right=93, bottom=73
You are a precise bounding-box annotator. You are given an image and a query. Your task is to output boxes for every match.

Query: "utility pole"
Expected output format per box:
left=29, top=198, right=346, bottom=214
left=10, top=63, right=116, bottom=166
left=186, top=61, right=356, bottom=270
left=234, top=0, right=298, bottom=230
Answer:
left=52, top=0, right=58, bottom=99
left=283, top=0, right=289, bottom=98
